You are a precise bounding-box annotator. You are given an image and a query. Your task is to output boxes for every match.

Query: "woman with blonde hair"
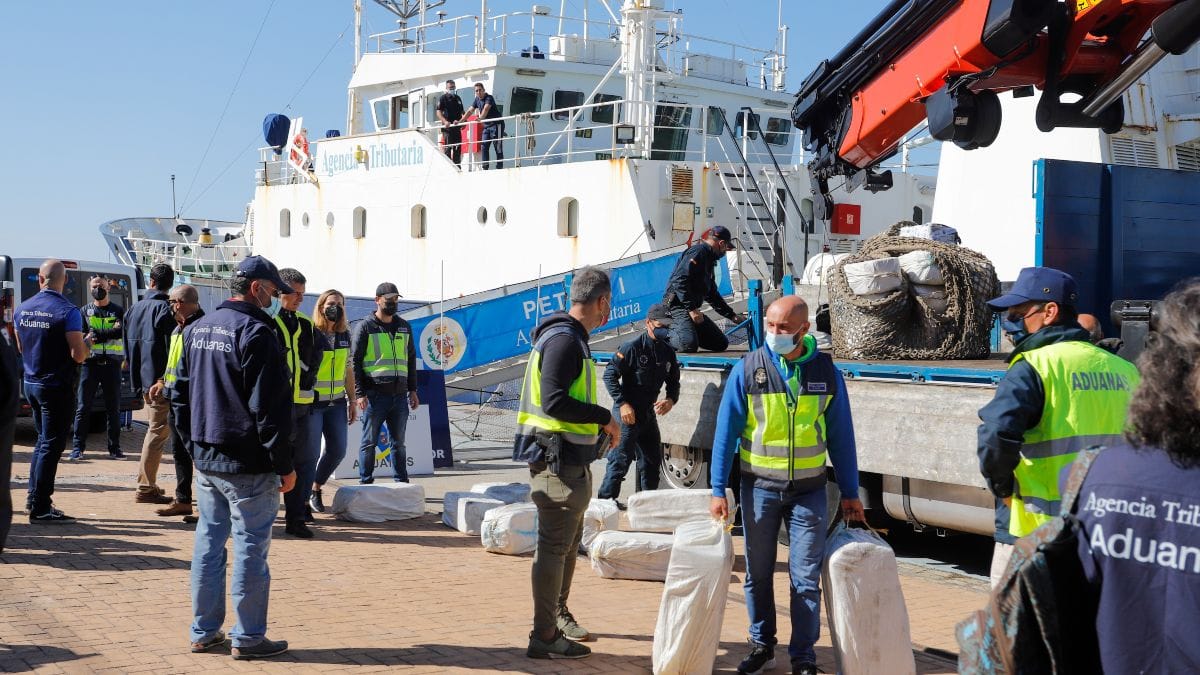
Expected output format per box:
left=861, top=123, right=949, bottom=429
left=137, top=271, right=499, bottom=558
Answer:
left=307, top=289, right=356, bottom=513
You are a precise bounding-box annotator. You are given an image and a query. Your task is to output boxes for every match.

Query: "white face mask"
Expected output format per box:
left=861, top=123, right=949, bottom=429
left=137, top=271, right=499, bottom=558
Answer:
left=764, top=329, right=801, bottom=355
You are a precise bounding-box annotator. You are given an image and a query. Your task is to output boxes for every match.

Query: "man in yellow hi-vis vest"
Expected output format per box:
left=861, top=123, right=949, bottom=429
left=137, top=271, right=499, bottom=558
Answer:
left=158, top=284, right=203, bottom=523
left=70, top=274, right=126, bottom=461
left=979, top=267, right=1138, bottom=587
left=514, top=266, right=620, bottom=661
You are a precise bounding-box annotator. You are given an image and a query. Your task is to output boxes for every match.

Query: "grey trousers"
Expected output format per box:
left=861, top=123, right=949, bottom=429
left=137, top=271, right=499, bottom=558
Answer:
left=529, top=461, right=591, bottom=636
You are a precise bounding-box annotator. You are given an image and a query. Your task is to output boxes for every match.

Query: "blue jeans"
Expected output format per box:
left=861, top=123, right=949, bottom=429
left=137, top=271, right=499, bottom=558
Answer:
left=72, top=359, right=122, bottom=454
left=482, top=124, right=503, bottom=169
left=597, top=406, right=662, bottom=499
left=358, top=391, right=409, bottom=482
left=190, top=469, right=280, bottom=648
left=25, top=381, right=74, bottom=514
left=282, top=405, right=315, bottom=524
left=311, top=398, right=349, bottom=486
left=741, top=475, right=828, bottom=664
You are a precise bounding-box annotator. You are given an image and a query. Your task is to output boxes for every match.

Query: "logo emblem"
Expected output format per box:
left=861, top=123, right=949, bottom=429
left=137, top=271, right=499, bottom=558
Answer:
left=419, top=316, right=468, bottom=370
left=807, top=382, right=828, bottom=393
left=638, top=355, right=649, bottom=367
left=754, top=367, right=768, bottom=385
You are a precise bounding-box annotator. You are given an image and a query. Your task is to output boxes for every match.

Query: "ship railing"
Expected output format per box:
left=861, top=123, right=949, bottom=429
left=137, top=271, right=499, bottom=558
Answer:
left=367, top=9, right=784, bottom=91
left=124, top=235, right=248, bottom=281
left=254, top=99, right=806, bottom=180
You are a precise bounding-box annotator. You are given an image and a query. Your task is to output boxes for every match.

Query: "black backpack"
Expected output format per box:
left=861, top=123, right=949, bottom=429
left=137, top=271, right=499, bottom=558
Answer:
left=956, top=448, right=1102, bottom=674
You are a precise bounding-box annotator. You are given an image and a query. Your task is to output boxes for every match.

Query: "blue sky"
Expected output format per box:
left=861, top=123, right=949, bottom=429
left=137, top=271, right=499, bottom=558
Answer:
left=0, top=0, right=907, bottom=261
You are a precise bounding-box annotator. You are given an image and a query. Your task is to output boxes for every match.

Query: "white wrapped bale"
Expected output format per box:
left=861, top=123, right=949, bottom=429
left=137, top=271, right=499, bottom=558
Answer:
left=652, top=520, right=735, bottom=675
left=330, top=483, right=426, bottom=523
left=589, top=531, right=675, bottom=581
left=469, top=481, right=531, bottom=504
left=822, top=524, right=916, bottom=675
left=911, top=283, right=950, bottom=314
left=581, top=498, right=621, bottom=553
left=626, top=488, right=734, bottom=533
left=897, top=250, right=944, bottom=285
left=481, top=502, right=539, bottom=555
left=843, top=257, right=903, bottom=296
left=442, top=491, right=504, bottom=535
left=899, top=223, right=959, bottom=244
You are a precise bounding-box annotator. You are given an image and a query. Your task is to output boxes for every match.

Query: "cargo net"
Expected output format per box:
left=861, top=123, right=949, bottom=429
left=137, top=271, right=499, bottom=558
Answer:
left=828, top=221, right=999, bottom=360
left=445, top=380, right=521, bottom=451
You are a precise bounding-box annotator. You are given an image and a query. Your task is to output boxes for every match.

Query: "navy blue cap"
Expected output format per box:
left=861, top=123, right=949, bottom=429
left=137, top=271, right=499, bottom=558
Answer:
left=646, top=302, right=673, bottom=326
left=987, top=266, right=1079, bottom=310
left=234, top=255, right=290, bottom=292
left=709, top=226, right=736, bottom=247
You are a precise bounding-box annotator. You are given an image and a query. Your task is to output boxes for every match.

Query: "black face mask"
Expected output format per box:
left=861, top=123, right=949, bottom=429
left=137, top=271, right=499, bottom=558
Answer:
left=323, top=305, right=343, bottom=322
left=91, top=288, right=107, bottom=301
left=381, top=301, right=398, bottom=316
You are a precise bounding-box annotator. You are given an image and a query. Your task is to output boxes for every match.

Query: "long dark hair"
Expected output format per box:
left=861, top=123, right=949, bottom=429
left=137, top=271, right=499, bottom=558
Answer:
left=1126, top=279, right=1200, bottom=467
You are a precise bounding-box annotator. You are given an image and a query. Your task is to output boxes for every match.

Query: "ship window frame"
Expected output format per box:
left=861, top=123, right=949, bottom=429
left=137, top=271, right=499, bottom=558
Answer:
left=352, top=207, right=367, bottom=239
left=557, top=197, right=579, bottom=237
left=734, top=111, right=760, bottom=140
left=510, top=86, right=543, bottom=116
left=764, top=117, right=792, bottom=146
left=590, top=94, right=621, bottom=124
left=390, top=94, right=410, bottom=129
left=705, top=106, right=726, bottom=136
left=552, top=89, right=584, bottom=121
left=370, top=96, right=392, bottom=131
left=411, top=204, right=427, bottom=239
left=280, top=209, right=292, bottom=238
left=477, top=206, right=488, bottom=225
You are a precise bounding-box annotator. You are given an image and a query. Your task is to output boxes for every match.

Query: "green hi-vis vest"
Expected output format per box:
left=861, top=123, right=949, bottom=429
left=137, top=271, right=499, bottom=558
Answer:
left=87, top=312, right=123, bottom=358
left=363, top=328, right=411, bottom=381
left=739, top=337, right=835, bottom=488
left=513, top=324, right=600, bottom=462
left=315, top=342, right=349, bottom=401
left=275, top=312, right=315, bottom=405
left=163, top=330, right=184, bottom=389
left=1008, top=340, right=1140, bottom=537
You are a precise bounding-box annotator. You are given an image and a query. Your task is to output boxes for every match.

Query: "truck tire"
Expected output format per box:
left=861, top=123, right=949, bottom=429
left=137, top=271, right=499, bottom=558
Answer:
left=660, top=443, right=708, bottom=489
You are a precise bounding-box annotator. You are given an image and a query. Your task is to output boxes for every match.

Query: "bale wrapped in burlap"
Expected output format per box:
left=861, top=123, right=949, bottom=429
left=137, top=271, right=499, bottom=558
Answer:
left=829, top=221, right=999, bottom=360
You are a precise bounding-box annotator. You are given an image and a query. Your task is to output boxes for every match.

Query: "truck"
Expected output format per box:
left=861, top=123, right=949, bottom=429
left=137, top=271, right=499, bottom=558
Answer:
left=596, top=158, right=1200, bottom=536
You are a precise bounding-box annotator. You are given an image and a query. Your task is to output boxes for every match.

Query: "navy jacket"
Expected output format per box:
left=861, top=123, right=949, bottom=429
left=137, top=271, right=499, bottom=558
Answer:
left=123, top=290, right=176, bottom=393
left=171, top=300, right=293, bottom=475
left=350, top=314, right=417, bottom=398
left=662, top=242, right=738, bottom=321
left=603, top=332, right=680, bottom=411
left=14, top=289, right=83, bottom=387
left=81, top=302, right=125, bottom=364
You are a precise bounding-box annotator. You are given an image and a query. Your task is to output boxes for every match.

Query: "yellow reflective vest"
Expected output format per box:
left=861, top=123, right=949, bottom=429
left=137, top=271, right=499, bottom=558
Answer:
left=314, top=330, right=351, bottom=402
left=275, top=311, right=316, bottom=405
left=513, top=323, right=600, bottom=463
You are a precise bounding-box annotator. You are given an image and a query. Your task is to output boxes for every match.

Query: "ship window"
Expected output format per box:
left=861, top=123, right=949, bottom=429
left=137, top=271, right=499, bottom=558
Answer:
left=477, top=206, right=488, bottom=225
left=557, top=197, right=579, bottom=237
left=650, top=104, right=693, bottom=161
left=391, top=95, right=409, bottom=129
left=510, top=87, right=542, bottom=115
left=705, top=107, right=726, bottom=135
left=734, top=111, right=760, bottom=140
left=912, top=206, right=925, bottom=223
left=591, top=94, right=620, bottom=124
left=280, top=209, right=291, bottom=238
left=371, top=97, right=391, bottom=131
left=552, top=90, right=584, bottom=120
left=800, top=198, right=815, bottom=233
left=353, top=207, right=367, bottom=238
left=411, top=204, right=427, bottom=238
left=764, top=117, right=791, bottom=146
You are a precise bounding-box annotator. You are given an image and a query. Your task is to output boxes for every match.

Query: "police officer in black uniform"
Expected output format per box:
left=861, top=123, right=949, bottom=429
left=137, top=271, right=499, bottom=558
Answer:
left=598, top=303, right=680, bottom=505
left=436, top=79, right=466, bottom=166
left=662, top=226, right=744, bottom=352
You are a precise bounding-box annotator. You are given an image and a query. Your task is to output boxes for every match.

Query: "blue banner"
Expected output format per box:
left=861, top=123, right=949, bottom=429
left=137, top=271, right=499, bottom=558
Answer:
left=407, top=249, right=733, bottom=374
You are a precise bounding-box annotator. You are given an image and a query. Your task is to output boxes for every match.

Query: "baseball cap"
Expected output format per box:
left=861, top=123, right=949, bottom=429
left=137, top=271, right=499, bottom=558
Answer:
left=646, top=303, right=673, bottom=326
left=987, top=267, right=1079, bottom=310
left=234, top=255, right=290, bottom=292
left=375, top=282, right=400, bottom=298
left=710, top=226, right=736, bottom=248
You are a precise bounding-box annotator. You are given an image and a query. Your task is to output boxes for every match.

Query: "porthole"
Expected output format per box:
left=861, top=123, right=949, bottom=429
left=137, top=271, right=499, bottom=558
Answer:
left=477, top=206, right=488, bottom=225
left=279, top=209, right=291, bottom=237
left=326, top=212, right=335, bottom=228
left=302, top=212, right=310, bottom=227
left=495, top=206, right=507, bottom=225
left=411, top=204, right=427, bottom=238
left=353, top=206, right=367, bottom=239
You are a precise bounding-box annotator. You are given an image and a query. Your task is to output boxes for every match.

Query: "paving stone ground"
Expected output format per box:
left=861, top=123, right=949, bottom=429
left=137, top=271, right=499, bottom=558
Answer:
left=1, top=422, right=985, bottom=673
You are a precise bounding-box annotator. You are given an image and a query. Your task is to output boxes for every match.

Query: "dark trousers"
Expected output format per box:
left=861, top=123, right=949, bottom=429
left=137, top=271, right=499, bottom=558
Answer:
left=358, top=391, right=410, bottom=483
left=25, top=382, right=74, bottom=515
left=0, top=400, right=13, bottom=551
left=668, top=305, right=729, bottom=353
left=72, top=359, right=121, bottom=454
left=597, top=407, right=661, bottom=499
left=529, top=461, right=591, bottom=636
left=482, top=124, right=503, bottom=169
left=282, top=404, right=315, bottom=524
left=443, top=125, right=463, bottom=165
left=167, top=409, right=193, bottom=504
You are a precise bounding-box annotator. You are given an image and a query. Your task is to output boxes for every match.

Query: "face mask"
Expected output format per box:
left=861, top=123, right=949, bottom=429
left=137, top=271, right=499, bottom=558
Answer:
left=265, top=296, right=282, bottom=318
left=91, top=288, right=107, bottom=301
left=652, top=327, right=672, bottom=344
left=1001, top=315, right=1028, bottom=345
left=323, top=305, right=343, bottom=322
left=381, top=301, right=398, bottom=316
left=764, top=330, right=801, bottom=355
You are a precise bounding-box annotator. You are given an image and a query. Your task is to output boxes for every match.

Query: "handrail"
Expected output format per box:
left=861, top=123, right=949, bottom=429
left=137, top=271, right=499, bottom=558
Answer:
left=715, top=107, right=783, bottom=287
left=743, top=106, right=816, bottom=270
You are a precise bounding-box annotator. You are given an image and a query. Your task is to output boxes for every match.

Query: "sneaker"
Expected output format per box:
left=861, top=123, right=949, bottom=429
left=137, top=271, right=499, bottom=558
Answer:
left=309, top=489, right=326, bottom=513
left=190, top=632, right=227, bottom=653
left=737, top=641, right=776, bottom=674
left=359, top=476, right=374, bottom=485
left=182, top=515, right=199, bottom=524
left=136, top=491, right=174, bottom=505
left=108, top=450, right=126, bottom=460
left=792, top=661, right=819, bottom=675
left=156, top=501, right=194, bottom=517
left=285, top=522, right=314, bottom=539
left=67, top=451, right=83, bottom=462
left=231, top=638, right=288, bottom=660
left=555, top=609, right=593, bottom=642
left=526, top=631, right=591, bottom=660
left=29, top=508, right=75, bottom=523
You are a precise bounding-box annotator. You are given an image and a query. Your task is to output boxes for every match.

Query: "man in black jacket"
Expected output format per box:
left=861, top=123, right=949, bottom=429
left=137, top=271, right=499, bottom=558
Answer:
left=513, top=266, right=621, bottom=660
left=124, top=263, right=177, bottom=504
left=436, top=79, right=465, bottom=165
left=70, top=274, right=126, bottom=460
left=662, top=226, right=743, bottom=353
left=171, top=255, right=295, bottom=660
left=597, top=303, right=679, bottom=505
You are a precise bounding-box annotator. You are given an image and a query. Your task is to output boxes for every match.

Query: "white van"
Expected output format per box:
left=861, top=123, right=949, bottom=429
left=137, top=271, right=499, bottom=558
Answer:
left=1, top=256, right=145, bottom=417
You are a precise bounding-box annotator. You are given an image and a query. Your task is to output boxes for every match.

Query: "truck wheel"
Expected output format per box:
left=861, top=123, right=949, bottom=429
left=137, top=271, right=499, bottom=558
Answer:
left=660, top=443, right=708, bottom=489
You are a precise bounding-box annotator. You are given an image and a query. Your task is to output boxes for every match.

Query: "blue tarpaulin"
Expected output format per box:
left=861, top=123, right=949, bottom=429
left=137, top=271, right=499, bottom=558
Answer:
left=263, top=113, right=291, bottom=155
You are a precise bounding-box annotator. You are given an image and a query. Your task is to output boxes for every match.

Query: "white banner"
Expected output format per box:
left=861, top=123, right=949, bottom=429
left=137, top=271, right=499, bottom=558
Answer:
left=332, top=405, right=435, bottom=479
